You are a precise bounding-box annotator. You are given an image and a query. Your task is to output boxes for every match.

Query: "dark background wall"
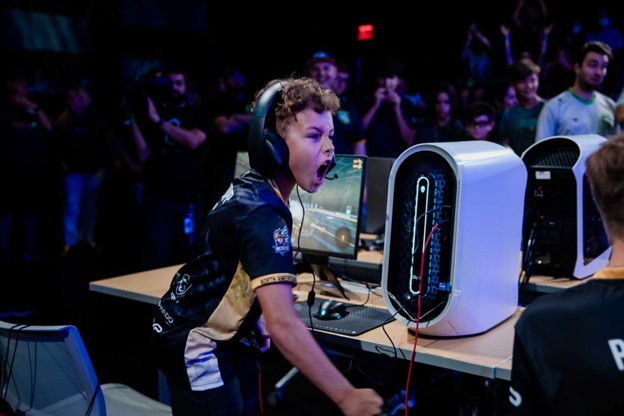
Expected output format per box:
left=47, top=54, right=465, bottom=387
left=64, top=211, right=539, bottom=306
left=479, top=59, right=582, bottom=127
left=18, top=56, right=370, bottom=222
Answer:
left=0, top=0, right=617, bottom=114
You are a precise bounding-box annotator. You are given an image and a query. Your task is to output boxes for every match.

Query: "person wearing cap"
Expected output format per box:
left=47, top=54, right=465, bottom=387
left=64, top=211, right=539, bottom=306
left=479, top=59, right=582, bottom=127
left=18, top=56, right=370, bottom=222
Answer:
left=305, top=50, right=367, bottom=156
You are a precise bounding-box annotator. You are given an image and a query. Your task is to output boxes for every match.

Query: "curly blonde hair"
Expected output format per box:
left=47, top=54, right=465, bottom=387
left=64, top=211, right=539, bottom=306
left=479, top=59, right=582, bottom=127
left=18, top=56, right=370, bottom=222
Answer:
left=251, top=77, right=340, bottom=137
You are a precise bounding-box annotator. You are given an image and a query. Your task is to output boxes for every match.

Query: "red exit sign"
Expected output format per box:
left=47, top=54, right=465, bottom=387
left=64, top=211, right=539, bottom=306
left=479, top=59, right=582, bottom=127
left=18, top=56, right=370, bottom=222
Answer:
left=357, top=24, right=374, bottom=41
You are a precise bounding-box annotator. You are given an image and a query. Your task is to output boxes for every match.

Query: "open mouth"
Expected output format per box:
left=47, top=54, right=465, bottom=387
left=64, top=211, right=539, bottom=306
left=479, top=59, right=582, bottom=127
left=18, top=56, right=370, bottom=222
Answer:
left=317, top=160, right=332, bottom=180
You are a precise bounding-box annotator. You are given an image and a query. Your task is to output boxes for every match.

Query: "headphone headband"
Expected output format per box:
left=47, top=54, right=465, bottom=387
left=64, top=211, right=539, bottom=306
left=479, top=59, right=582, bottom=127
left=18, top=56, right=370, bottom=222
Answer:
left=248, top=81, right=289, bottom=178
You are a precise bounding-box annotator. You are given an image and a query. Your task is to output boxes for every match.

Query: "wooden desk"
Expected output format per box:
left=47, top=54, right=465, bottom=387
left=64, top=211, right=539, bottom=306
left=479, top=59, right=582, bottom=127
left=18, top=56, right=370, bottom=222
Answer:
left=293, top=274, right=517, bottom=381
left=90, top=259, right=517, bottom=381
left=89, top=264, right=181, bottom=305
left=89, top=249, right=385, bottom=305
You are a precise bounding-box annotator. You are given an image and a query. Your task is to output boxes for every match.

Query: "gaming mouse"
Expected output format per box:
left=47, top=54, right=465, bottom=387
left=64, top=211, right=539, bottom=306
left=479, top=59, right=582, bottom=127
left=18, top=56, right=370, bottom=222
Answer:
left=314, top=299, right=348, bottom=320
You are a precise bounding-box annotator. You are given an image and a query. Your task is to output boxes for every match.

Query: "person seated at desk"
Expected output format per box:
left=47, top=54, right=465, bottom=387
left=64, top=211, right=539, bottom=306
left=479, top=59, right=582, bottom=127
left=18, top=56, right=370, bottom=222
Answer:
left=151, top=77, right=383, bottom=416
left=508, top=133, right=624, bottom=415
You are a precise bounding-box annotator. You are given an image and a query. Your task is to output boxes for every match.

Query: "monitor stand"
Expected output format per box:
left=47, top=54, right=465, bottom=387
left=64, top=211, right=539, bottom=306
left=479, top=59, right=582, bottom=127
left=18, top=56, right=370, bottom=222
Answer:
left=294, top=255, right=351, bottom=300
left=311, top=263, right=351, bottom=300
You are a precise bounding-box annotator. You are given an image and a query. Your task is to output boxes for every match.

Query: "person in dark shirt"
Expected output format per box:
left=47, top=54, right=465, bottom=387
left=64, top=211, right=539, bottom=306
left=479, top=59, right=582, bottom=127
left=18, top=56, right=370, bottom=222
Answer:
left=360, top=54, right=418, bottom=158
left=202, top=64, right=253, bottom=212
left=463, top=101, right=497, bottom=141
left=54, top=84, right=116, bottom=253
left=0, top=70, right=54, bottom=264
left=129, top=67, right=209, bottom=269
left=498, top=58, right=544, bottom=156
left=509, top=133, right=624, bottom=415
left=151, top=77, right=383, bottom=416
left=416, top=81, right=465, bottom=143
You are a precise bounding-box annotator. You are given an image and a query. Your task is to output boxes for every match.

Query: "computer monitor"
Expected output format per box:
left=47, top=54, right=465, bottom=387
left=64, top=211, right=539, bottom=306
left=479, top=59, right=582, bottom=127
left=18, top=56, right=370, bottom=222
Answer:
left=363, top=157, right=395, bottom=235
left=290, top=155, right=367, bottom=299
left=234, top=153, right=368, bottom=298
left=234, top=151, right=252, bottom=178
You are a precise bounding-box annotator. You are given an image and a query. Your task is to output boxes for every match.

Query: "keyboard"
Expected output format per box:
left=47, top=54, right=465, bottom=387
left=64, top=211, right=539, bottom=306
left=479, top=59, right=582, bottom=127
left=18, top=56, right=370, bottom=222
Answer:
left=294, top=298, right=394, bottom=336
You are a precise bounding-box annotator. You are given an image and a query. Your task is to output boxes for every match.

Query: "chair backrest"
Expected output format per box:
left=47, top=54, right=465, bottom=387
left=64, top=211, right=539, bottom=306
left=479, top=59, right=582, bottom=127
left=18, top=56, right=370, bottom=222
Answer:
left=0, top=320, right=106, bottom=416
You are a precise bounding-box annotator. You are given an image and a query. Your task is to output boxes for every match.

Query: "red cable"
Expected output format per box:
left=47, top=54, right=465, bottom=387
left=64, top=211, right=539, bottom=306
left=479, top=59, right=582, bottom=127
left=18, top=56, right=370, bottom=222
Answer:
left=403, top=222, right=439, bottom=415
left=257, top=360, right=264, bottom=415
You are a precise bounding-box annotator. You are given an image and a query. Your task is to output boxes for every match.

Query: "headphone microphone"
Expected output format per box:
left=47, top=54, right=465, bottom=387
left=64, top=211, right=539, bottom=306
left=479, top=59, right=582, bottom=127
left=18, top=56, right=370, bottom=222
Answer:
left=326, top=173, right=338, bottom=180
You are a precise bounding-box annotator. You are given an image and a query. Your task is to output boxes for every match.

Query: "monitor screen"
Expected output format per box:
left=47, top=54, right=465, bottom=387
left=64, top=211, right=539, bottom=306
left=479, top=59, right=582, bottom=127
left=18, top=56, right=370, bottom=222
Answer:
left=290, top=155, right=367, bottom=260
left=235, top=153, right=367, bottom=299
left=235, top=152, right=367, bottom=259
left=234, top=151, right=252, bottom=178
left=235, top=152, right=367, bottom=299
left=291, top=154, right=367, bottom=299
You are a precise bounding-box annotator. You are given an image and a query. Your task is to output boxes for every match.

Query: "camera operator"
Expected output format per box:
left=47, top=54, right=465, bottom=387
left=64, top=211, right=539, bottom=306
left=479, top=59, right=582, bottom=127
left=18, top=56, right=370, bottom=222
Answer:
left=128, top=67, right=209, bottom=269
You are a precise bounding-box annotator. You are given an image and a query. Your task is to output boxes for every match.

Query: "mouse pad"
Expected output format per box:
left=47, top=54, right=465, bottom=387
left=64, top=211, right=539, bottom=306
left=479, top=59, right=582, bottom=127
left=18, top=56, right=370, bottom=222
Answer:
left=294, top=298, right=395, bottom=336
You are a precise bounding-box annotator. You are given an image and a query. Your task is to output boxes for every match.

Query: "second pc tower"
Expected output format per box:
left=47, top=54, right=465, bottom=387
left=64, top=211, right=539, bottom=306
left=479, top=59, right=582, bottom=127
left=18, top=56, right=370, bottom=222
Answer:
left=521, top=135, right=611, bottom=279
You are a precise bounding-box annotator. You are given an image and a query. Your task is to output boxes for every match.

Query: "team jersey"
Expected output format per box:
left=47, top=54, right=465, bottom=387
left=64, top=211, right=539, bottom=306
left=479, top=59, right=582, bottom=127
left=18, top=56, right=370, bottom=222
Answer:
left=152, top=170, right=297, bottom=390
left=509, top=267, right=624, bottom=415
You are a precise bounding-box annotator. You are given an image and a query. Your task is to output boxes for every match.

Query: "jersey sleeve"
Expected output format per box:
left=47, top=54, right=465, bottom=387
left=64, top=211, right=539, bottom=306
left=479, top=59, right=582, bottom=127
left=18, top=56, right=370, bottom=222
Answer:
left=239, top=206, right=297, bottom=290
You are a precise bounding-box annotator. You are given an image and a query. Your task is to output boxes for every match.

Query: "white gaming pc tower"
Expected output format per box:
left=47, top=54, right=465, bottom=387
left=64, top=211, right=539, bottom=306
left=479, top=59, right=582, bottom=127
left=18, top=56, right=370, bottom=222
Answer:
left=521, top=134, right=611, bottom=279
left=382, top=141, right=527, bottom=337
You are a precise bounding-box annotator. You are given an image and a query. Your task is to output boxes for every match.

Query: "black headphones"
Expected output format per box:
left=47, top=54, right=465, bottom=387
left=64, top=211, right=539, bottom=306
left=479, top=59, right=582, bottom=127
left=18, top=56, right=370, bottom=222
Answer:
left=248, top=81, right=290, bottom=178
left=248, top=79, right=336, bottom=179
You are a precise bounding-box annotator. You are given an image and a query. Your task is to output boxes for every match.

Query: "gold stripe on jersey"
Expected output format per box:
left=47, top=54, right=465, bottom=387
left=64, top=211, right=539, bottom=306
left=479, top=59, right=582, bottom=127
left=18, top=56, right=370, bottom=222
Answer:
left=593, top=266, right=624, bottom=280
left=251, top=273, right=297, bottom=289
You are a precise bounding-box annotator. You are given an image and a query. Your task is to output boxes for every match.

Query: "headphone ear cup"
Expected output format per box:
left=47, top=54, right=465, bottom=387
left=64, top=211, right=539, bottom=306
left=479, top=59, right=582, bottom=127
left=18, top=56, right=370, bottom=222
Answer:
left=248, top=81, right=289, bottom=178
left=262, top=131, right=289, bottom=178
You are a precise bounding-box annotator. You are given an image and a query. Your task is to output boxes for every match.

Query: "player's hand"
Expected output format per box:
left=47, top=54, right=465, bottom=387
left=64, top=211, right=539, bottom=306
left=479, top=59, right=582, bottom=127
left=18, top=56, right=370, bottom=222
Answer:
left=339, top=388, right=384, bottom=416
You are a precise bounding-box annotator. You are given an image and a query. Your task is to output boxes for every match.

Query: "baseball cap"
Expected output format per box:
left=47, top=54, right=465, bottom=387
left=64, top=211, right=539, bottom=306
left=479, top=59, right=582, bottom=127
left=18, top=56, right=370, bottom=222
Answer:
left=305, top=51, right=337, bottom=67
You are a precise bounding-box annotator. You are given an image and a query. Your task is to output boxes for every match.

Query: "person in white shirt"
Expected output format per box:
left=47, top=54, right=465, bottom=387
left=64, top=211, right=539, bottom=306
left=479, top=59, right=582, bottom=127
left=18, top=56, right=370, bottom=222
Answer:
left=535, top=41, right=618, bottom=141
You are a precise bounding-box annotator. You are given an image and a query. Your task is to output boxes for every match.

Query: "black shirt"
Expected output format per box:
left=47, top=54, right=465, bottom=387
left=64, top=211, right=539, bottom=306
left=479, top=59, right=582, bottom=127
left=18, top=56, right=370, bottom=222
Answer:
left=509, top=268, right=624, bottom=415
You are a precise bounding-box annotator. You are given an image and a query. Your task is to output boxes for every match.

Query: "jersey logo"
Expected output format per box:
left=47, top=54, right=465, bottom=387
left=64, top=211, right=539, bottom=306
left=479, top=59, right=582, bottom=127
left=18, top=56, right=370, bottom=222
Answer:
left=272, top=226, right=291, bottom=256
left=175, top=273, right=192, bottom=296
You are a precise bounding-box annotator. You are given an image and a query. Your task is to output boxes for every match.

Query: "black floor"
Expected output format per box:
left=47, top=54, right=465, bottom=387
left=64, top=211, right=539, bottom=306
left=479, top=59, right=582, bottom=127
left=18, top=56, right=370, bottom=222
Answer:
left=0, top=247, right=512, bottom=416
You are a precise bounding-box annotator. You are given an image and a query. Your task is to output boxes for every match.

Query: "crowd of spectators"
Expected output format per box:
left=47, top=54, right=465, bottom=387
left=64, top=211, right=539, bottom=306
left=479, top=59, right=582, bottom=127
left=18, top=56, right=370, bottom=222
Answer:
left=1, top=1, right=623, bottom=316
